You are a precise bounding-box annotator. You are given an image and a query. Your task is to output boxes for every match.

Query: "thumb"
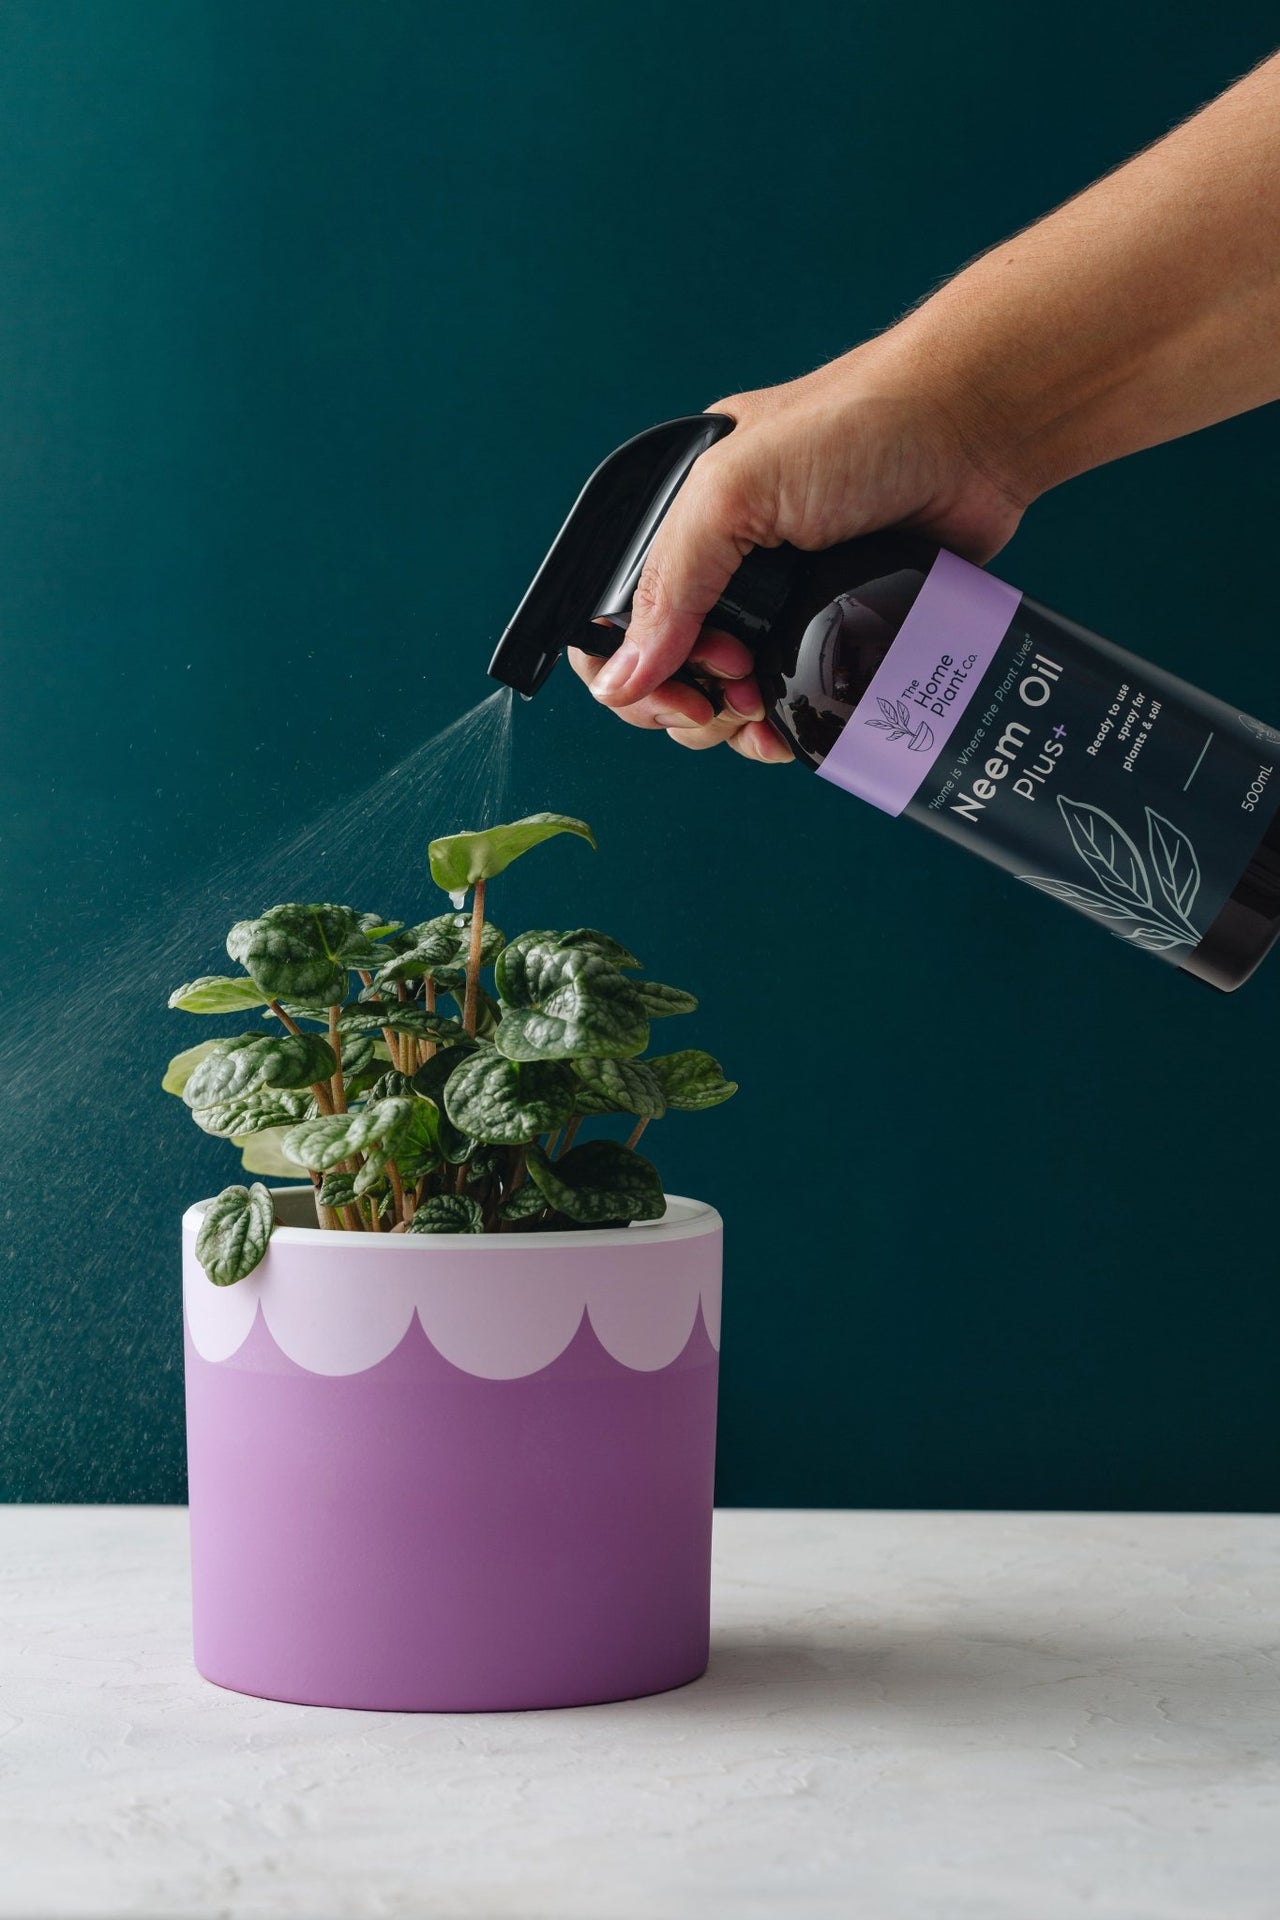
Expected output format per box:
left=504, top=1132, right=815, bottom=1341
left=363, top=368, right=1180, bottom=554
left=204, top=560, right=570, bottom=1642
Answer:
left=590, top=456, right=751, bottom=707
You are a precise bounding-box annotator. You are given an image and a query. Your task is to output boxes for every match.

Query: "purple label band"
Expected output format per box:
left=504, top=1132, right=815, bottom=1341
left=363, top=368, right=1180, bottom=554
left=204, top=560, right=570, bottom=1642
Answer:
left=816, top=549, right=1023, bottom=816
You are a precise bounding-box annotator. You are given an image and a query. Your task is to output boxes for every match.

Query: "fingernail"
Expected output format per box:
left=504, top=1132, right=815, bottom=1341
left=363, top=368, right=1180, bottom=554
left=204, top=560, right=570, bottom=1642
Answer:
left=754, top=730, right=793, bottom=764
left=592, top=641, right=640, bottom=700
left=653, top=710, right=686, bottom=729
left=725, top=680, right=764, bottom=720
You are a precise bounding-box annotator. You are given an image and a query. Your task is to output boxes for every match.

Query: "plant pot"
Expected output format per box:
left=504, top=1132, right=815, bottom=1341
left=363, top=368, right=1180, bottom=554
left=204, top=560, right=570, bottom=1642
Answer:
left=183, top=1187, right=722, bottom=1712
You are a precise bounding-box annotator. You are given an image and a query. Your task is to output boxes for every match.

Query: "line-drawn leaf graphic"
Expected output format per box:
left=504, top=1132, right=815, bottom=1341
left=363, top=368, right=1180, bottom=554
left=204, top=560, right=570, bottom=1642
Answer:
left=1146, top=808, right=1200, bottom=926
left=1126, top=924, right=1187, bottom=952
left=1018, top=874, right=1192, bottom=950
left=865, top=717, right=894, bottom=731
left=877, top=697, right=900, bottom=725
left=894, top=700, right=914, bottom=730
left=888, top=728, right=907, bottom=740
left=1017, top=875, right=1151, bottom=927
left=909, top=722, right=935, bottom=752
left=1056, top=797, right=1152, bottom=910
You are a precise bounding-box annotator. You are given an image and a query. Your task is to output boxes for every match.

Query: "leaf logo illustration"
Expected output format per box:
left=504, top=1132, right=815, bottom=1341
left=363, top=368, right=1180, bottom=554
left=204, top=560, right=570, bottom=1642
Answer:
left=1017, top=796, right=1204, bottom=956
left=866, top=701, right=934, bottom=753
left=1057, top=798, right=1151, bottom=911
left=1146, top=808, right=1200, bottom=924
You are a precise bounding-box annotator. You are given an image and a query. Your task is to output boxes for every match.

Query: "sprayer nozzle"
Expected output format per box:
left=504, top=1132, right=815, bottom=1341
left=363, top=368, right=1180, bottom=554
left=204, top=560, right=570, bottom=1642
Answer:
left=486, top=413, right=737, bottom=700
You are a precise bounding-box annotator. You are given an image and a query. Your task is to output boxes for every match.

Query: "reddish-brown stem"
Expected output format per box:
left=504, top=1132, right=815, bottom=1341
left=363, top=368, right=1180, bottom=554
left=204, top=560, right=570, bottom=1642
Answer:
left=625, top=1117, right=649, bottom=1152
left=268, top=999, right=303, bottom=1036
left=387, top=1159, right=407, bottom=1226
left=328, top=1004, right=347, bottom=1113
left=422, top=978, right=438, bottom=1064
left=462, top=878, right=486, bottom=1037
left=555, top=1116, right=582, bottom=1160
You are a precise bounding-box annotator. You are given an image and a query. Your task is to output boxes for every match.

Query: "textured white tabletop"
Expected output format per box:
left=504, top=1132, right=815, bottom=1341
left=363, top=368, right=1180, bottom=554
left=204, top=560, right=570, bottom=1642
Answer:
left=2, top=1507, right=1277, bottom=1920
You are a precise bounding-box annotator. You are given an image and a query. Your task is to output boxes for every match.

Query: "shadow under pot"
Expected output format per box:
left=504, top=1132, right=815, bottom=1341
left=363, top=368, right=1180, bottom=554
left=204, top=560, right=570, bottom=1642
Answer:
left=182, top=1186, right=722, bottom=1712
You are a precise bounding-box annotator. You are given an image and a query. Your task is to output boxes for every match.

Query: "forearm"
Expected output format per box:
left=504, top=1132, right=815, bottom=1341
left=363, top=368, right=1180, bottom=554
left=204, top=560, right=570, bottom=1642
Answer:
left=891, top=51, right=1280, bottom=504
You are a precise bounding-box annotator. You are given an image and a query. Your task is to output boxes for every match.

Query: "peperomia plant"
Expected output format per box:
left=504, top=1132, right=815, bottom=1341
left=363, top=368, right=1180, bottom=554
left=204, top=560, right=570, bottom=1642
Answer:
left=164, top=812, right=737, bottom=1284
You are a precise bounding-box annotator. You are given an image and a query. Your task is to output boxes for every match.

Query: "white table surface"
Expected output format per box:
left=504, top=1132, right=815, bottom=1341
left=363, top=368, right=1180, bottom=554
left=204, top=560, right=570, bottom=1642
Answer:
left=2, top=1507, right=1277, bottom=1920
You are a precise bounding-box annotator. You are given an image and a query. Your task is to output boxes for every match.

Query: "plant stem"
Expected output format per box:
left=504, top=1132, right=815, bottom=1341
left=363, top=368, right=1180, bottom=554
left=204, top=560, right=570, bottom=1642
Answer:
left=310, top=1171, right=339, bottom=1232
left=555, top=1116, right=581, bottom=1160
left=454, top=1160, right=468, bottom=1196
left=462, top=878, right=486, bottom=1037
left=422, top=978, right=438, bottom=1064
left=340, top=1203, right=364, bottom=1232
left=544, top=1128, right=562, bottom=1161
left=387, top=1158, right=407, bottom=1226
left=328, top=1004, right=347, bottom=1113
left=625, top=1117, right=649, bottom=1152
left=269, top=999, right=303, bottom=1036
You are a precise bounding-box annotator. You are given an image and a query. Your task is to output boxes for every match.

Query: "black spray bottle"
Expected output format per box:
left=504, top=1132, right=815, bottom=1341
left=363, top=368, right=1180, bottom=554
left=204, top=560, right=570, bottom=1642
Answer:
left=489, top=414, right=1280, bottom=991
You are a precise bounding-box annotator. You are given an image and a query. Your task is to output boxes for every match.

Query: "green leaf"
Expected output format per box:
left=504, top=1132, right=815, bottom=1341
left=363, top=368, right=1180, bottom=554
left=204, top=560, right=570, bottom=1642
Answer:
left=280, top=1097, right=414, bottom=1172
left=495, top=940, right=648, bottom=1061
left=191, top=1087, right=316, bottom=1139
left=226, top=920, right=255, bottom=965
left=370, top=1098, right=444, bottom=1184
left=168, top=975, right=271, bottom=1014
left=195, top=1183, right=275, bottom=1286
left=572, top=1056, right=667, bottom=1118
left=551, top=927, right=641, bottom=968
left=407, top=1195, right=485, bottom=1234
left=183, top=1031, right=337, bottom=1109
left=339, top=1034, right=375, bottom=1078
left=365, top=1068, right=415, bottom=1102
left=318, top=1172, right=359, bottom=1210
left=526, top=1140, right=664, bottom=1225
left=634, top=981, right=698, bottom=1017
left=428, top=813, right=595, bottom=892
left=235, top=1126, right=302, bottom=1178
left=162, top=1038, right=229, bottom=1097
left=339, top=1004, right=468, bottom=1042
left=376, top=912, right=506, bottom=984
left=238, top=903, right=363, bottom=1005
left=443, top=1051, right=576, bottom=1145
left=497, top=1182, right=546, bottom=1222
left=648, top=1049, right=738, bottom=1111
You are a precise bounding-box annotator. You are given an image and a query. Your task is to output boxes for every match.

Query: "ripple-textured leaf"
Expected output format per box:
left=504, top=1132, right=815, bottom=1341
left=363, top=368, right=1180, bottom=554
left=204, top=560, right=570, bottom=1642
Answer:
left=195, top=1184, right=275, bottom=1286
left=495, top=941, right=648, bottom=1060
left=526, top=1140, right=664, bottom=1224
left=443, top=1051, right=576, bottom=1144
left=648, top=1049, right=738, bottom=1110
left=408, top=1195, right=485, bottom=1234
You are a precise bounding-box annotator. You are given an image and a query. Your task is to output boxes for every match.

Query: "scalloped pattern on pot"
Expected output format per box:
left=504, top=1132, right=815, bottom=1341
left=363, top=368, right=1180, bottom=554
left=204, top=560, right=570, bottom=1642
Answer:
left=182, top=1195, right=722, bottom=1379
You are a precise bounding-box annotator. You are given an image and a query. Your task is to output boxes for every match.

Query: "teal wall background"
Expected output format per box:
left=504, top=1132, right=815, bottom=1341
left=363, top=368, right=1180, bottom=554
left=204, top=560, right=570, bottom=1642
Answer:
left=3, top=1, right=1279, bottom=1507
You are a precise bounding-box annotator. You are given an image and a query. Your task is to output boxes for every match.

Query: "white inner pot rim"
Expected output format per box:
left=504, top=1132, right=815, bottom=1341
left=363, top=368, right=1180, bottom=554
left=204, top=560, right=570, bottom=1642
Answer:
left=183, top=1191, right=723, bottom=1377
left=183, top=1187, right=720, bottom=1250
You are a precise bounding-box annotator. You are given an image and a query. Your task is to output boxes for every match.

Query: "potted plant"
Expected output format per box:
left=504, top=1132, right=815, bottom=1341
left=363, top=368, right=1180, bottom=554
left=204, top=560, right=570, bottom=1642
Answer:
left=166, top=812, right=735, bottom=1712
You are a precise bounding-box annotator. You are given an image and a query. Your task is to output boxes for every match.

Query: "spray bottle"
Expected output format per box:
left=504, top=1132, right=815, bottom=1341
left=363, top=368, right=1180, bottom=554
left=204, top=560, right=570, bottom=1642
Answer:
left=489, top=414, right=1280, bottom=990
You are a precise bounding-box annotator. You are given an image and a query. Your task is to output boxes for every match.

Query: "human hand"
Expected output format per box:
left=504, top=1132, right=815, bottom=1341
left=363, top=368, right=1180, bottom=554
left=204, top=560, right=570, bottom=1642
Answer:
left=570, top=335, right=1028, bottom=762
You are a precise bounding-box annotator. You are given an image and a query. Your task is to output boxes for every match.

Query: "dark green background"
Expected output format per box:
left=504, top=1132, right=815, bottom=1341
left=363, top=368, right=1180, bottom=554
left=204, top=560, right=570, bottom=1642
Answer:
left=3, top=1, right=1278, bottom=1507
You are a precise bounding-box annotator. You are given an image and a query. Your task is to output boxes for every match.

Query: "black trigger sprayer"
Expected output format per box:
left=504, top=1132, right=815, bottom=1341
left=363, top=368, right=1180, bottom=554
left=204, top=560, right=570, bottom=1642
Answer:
left=488, top=414, right=1280, bottom=990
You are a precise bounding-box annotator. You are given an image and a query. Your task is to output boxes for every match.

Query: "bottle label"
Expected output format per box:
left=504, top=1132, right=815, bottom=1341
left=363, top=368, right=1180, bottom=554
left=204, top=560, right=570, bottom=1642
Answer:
left=817, top=550, right=1280, bottom=965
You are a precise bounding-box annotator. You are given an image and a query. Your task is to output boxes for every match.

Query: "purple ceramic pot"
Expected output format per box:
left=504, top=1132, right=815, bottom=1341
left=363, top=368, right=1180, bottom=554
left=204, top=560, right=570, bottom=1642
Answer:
left=183, top=1187, right=722, bottom=1712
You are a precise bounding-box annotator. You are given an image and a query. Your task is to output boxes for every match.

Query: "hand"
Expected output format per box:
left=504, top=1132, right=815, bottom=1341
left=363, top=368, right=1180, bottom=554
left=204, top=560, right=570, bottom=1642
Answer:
left=570, top=334, right=1029, bottom=762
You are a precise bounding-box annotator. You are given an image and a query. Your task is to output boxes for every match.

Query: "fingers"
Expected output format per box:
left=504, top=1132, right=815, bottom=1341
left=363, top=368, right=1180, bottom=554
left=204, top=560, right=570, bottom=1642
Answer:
left=569, top=646, right=793, bottom=764
left=568, top=647, right=716, bottom=730
left=588, top=450, right=754, bottom=708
